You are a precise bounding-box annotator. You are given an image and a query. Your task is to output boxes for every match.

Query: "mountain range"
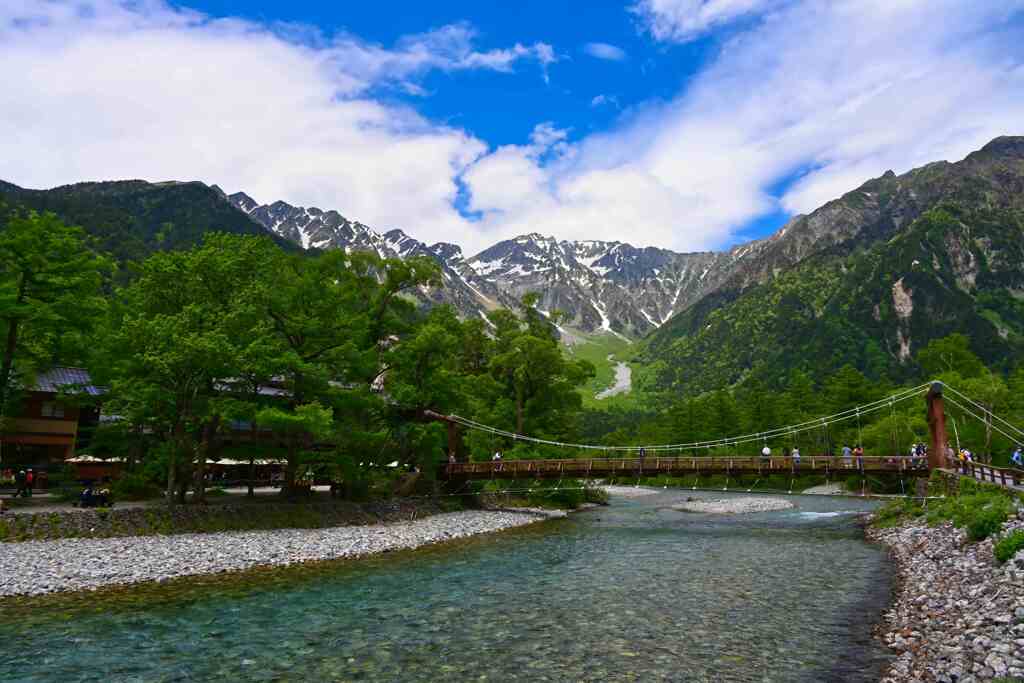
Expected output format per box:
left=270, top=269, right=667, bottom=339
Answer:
left=224, top=190, right=749, bottom=338
left=2, top=136, right=1023, bottom=392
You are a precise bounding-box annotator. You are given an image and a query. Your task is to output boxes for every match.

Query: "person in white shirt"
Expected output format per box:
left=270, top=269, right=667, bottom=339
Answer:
left=791, top=447, right=801, bottom=464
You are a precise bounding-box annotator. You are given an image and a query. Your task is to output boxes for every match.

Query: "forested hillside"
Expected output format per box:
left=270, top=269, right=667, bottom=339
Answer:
left=641, top=136, right=1024, bottom=394
left=0, top=180, right=290, bottom=262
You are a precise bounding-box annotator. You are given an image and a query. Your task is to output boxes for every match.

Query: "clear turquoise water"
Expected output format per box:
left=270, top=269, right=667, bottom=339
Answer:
left=0, top=491, right=891, bottom=682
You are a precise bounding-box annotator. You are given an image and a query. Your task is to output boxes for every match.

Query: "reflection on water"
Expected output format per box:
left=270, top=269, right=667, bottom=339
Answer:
left=0, top=491, right=892, bottom=682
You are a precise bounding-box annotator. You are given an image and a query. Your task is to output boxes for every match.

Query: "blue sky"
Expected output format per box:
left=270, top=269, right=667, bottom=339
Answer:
left=191, top=0, right=715, bottom=145
left=2, top=1, right=1023, bottom=253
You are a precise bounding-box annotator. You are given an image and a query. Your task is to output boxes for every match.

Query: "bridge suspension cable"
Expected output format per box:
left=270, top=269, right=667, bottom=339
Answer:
left=942, top=384, right=1024, bottom=443
left=942, top=393, right=1024, bottom=447
left=444, top=382, right=932, bottom=453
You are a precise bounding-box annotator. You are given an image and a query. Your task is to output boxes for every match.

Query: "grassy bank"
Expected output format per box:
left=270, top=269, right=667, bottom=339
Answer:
left=872, top=472, right=1024, bottom=563
left=0, top=499, right=462, bottom=543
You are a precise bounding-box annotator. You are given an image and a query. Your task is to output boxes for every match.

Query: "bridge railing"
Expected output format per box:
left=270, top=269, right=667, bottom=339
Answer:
left=444, top=455, right=923, bottom=478
left=948, top=460, right=1023, bottom=488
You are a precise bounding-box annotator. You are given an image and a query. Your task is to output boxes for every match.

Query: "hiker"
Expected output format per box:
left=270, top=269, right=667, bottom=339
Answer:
left=842, top=445, right=853, bottom=468
left=761, top=445, right=771, bottom=464
left=25, top=469, right=34, bottom=497
left=1011, top=446, right=1023, bottom=469
left=791, top=447, right=801, bottom=465
left=854, top=445, right=864, bottom=470
left=14, top=470, right=26, bottom=498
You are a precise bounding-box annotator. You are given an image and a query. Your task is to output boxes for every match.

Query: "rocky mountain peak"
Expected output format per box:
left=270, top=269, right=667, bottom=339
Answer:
left=978, top=135, right=1024, bottom=159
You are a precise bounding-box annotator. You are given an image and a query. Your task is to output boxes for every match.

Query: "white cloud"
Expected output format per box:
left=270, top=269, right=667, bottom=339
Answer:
left=0, top=1, right=563, bottom=252
left=631, top=0, right=780, bottom=43
left=327, top=22, right=558, bottom=91
left=2, top=0, right=1024, bottom=258
left=583, top=42, right=627, bottom=61
left=590, top=94, right=620, bottom=108
left=462, top=0, right=1024, bottom=250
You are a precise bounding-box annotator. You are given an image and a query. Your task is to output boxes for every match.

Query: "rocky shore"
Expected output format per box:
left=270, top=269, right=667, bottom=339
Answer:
left=868, top=514, right=1024, bottom=681
left=0, top=509, right=563, bottom=598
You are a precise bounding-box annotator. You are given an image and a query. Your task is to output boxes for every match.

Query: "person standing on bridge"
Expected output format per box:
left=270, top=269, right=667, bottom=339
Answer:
left=1012, top=447, right=1023, bottom=468
left=842, top=445, right=853, bottom=469
left=761, top=445, right=771, bottom=464
left=854, top=445, right=864, bottom=471
left=791, top=447, right=801, bottom=465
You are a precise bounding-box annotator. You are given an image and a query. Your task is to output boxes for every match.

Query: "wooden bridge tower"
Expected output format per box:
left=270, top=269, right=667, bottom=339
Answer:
left=926, top=382, right=947, bottom=470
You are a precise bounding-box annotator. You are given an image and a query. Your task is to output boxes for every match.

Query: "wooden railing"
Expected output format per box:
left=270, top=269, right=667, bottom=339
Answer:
left=949, top=460, right=1023, bottom=488
left=443, top=455, right=924, bottom=480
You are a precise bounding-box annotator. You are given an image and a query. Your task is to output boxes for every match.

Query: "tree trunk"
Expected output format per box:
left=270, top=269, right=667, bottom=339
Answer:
left=515, top=392, right=524, bottom=435
left=247, top=457, right=256, bottom=497
left=166, top=444, right=178, bottom=509
left=193, top=415, right=220, bottom=504
left=0, top=275, right=26, bottom=417
left=284, top=441, right=298, bottom=498
left=167, top=421, right=186, bottom=509
left=0, top=320, right=20, bottom=417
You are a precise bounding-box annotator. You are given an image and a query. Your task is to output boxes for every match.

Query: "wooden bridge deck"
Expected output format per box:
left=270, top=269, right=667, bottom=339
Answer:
left=442, top=455, right=928, bottom=481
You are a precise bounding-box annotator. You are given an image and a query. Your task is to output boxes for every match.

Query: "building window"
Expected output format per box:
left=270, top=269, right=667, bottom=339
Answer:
left=41, top=402, right=65, bottom=418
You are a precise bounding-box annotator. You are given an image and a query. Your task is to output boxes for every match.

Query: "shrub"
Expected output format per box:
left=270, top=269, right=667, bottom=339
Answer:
left=583, top=486, right=610, bottom=506
left=872, top=498, right=923, bottom=528
left=994, top=530, right=1024, bottom=564
left=959, top=476, right=980, bottom=495
left=110, top=472, right=162, bottom=501
left=967, top=506, right=1009, bottom=542
left=925, top=489, right=1013, bottom=541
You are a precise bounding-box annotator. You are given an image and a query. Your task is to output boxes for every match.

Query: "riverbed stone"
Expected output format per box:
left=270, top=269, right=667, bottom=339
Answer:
left=869, top=515, right=1024, bottom=682
left=0, top=509, right=560, bottom=598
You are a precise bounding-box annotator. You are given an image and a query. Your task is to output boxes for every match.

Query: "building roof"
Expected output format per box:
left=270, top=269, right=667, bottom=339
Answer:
left=34, top=367, right=105, bottom=396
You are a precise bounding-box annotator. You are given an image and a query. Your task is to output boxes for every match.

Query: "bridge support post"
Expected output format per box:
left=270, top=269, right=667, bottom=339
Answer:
left=927, top=382, right=947, bottom=470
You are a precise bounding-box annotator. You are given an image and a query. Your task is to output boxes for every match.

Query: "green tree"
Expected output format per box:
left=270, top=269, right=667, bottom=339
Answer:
left=488, top=298, right=594, bottom=437
left=0, top=211, right=110, bottom=415
left=917, top=333, right=985, bottom=380
left=101, top=234, right=274, bottom=505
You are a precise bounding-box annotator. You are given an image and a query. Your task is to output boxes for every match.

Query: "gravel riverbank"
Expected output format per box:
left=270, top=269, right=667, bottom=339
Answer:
left=868, top=514, right=1024, bottom=681
left=672, top=497, right=795, bottom=514
left=0, top=509, right=563, bottom=598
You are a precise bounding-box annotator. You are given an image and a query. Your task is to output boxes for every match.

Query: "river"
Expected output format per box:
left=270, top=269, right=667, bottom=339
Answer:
left=0, top=491, right=892, bottom=682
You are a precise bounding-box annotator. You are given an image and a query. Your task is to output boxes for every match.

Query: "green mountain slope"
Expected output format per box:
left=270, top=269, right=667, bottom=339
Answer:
left=642, top=137, right=1024, bottom=394
left=0, top=179, right=288, bottom=262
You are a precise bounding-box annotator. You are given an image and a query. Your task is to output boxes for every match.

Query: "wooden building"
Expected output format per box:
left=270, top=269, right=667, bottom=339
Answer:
left=0, top=367, right=103, bottom=477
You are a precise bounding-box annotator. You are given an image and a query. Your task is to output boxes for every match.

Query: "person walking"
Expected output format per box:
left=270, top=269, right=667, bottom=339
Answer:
left=854, top=445, right=864, bottom=471
left=791, top=447, right=801, bottom=466
left=14, top=470, right=26, bottom=498
left=1012, top=446, right=1023, bottom=469
left=25, top=469, right=34, bottom=497
left=761, top=444, right=771, bottom=466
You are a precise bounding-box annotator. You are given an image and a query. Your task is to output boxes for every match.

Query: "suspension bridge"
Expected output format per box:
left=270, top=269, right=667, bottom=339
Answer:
left=431, top=381, right=1024, bottom=491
